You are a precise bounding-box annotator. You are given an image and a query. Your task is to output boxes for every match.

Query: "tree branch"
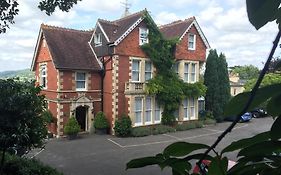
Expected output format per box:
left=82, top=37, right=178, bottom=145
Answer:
left=197, top=30, right=281, bottom=174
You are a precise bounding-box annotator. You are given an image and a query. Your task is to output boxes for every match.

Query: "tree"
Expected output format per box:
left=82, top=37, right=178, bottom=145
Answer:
left=244, top=72, right=281, bottom=91
left=126, top=1, right=281, bottom=174
left=231, top=65, right=260, bottom=80
left=204, top=49, right=230, bottom=121
left=0, top=0, right=81, bottom=33
left=0, top=79, right=47, bottom=173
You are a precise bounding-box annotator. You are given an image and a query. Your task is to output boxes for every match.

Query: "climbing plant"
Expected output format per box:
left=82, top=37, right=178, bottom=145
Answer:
left=141, top=12, right=206, bottom=125
left=127, top=1, right=281, bottom=175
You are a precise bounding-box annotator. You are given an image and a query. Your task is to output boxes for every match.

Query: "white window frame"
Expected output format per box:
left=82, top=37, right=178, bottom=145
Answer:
left=191, top=63, right=196, bottom=83
left=94, top=33, right=102, bottom=47
left=154, top=100, right=161, bottom=124
left=183, top=98, right=189, bottom=121
left=76, top=72, right=87, bottom=91
left=190, top=98, right=196, bottom=120
left=188, top=33, right=196, bottom=50
left=134, top=97, right=143, bottom=126
left=145, top=97, right=152, bottom=125
left=40, top=64, right=47, bottom=89
left=184, top=63, right=189, bottom=82
left=145, top=61, right=152, bottom=81
left=139, top=28, right=149, bottom=45
left=132, top=60, right=141, bottom=82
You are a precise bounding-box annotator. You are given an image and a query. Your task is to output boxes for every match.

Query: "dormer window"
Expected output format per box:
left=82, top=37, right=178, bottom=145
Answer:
left=139, top=28, right=149, bottom=45
left=188, top=33, right=196, bottom=50
left=94, top=33, right=102, bottom=47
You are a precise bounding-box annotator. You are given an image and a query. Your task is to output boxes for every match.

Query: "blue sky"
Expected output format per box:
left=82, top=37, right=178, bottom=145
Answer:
left=0, top=0, right=279, bottom=71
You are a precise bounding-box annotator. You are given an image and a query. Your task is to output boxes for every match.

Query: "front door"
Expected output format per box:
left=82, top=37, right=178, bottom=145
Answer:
left=75, top=106, right=87, bottom=131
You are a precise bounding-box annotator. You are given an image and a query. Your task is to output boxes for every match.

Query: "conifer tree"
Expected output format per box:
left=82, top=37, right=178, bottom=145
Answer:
left=204, top=50, right=230, bottom=121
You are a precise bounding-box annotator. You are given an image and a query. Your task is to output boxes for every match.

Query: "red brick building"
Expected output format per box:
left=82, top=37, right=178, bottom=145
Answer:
left=31, top=10, right=210, bottom=136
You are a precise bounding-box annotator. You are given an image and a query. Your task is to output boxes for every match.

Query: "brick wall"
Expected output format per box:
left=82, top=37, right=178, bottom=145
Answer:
left=175, top=25, right=207, bottom=61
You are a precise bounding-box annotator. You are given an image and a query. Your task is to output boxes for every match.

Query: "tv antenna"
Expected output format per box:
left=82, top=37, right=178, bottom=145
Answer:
left=121, top=0, right=131, bottom=17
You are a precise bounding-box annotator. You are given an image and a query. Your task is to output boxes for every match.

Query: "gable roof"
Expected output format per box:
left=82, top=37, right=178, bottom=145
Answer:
left=93, top=10, right=146, bottom=46
left=32, top=24, right=102, bottom=71
left=159, top=17, right=210, bottom=49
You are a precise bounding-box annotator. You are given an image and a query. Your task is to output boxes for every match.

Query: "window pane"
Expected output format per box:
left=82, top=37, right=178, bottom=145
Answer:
left=183, top=99, right=188, bottom=119
left=76, top=81, right=85, bottom=89
left=155, top=100, right=161, bottom=122
left=132, top=60, right=140, bottom=81
left=135, top=97, right=143, bottom=125
left=77, top=73, right=86, bottom=80
left=184, top=63, right=189, bottom=82
left=145, top=61, right=152, bottom=81
left=139, top=28, right=149, bottom=45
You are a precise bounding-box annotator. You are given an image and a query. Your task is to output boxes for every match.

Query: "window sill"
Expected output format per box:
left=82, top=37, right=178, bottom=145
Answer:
left=76, top=89, right=87, bottom=92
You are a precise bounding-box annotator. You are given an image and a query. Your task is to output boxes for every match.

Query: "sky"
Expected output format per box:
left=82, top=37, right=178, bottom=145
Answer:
left=0, top=0, right=280, bottom=71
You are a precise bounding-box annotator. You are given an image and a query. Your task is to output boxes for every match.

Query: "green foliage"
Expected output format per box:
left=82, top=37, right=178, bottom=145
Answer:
left=63, top=117, right=80, bottom=135
left=42, top=110, right=55, bottom=124
left=151, top=125, right=175, bottom=135
left=203, top=118, right=216, bottom=125
left=204, top=50, right=231, bottom=122
left=0, top=0, right=81, bottom=34
left=126, top=142, right=211, bottom=173
left=244, top=73, right=281, bottom=91
left=225, top=83, right=281, bottom=117
left=142, top=12, right=206, bottom=125
left=0, top=78, right=47, bottom=165
left=131, top=127, right=151, bottom=137
left=231, top=65, right=260, bottom=80
left=127, top=2, right=281, bottom=174
left=93, top=112, right=109, bottom=129
left=246, top=0, right=281, bottom=29
left=2, top=154, right=63, bottom=175
left=175, top=123, right=196, bottom=131
left=114, top=114, right=132, bottom=137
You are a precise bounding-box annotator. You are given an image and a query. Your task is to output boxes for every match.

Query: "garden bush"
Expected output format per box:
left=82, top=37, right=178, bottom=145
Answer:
left=193, top=121, right=204, bottom=128
left=114, top=114, right=132, bottom=137
left=203, top=118, right=216, bottom=125
left=131, top=127, right=151, bottom=137
left=151, top=125, right=175, bottom=135
left=175, top=122, right=196, bottom=131
left=93, top=112, right=109, bottom=129
left=63, top=117, right=80, bottom=136
left=2, top=154, right=63, bottom=175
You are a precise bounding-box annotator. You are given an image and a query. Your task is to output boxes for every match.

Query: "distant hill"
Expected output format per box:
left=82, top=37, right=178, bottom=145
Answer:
left=0, top=69, right=35, bottom=80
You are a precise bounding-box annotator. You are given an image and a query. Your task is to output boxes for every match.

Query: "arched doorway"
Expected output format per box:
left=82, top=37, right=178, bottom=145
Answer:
left=75, top=106, right=88, bottom=131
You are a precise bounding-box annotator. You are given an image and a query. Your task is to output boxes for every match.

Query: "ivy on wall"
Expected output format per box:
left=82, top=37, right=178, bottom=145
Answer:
left=142, top=12, right=206, bottom=125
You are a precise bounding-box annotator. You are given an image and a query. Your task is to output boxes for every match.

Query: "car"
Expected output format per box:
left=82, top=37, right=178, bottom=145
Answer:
left=251, top=108, right=267, bottom=118
left=193, top=160, right=236, bottom=174
left=225, top=112, right=252, bottom=122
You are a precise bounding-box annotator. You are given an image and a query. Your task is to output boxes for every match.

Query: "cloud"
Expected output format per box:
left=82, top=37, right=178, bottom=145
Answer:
left=1, top=0, right=280, bottom=72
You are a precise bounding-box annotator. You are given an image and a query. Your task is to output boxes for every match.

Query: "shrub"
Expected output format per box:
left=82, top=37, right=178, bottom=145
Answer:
left=42, top=110, right=54, bottom=124
left=63, top=117, right=80, bottom=135
left=93, top=112, right=109, bottom=129
left=204, top=118, right=216, bottom=125
left=193, top=121, right=204, bottom=128
left=131, top=127, right=151, bottom=137
left=175, top=123, right=196, bottom=131
left=114, top=114, right=132, bottom=137
left=2, top=154, right=63, bottom=175
left=152, top=125, right=175, bottom=135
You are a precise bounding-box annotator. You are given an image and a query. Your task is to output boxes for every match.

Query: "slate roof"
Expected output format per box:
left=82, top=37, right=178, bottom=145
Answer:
left=159, top=17, right=194, bottom=39
left=41, top=24, right=101, bottom=71
left=97, top=10, right=146, bottom=43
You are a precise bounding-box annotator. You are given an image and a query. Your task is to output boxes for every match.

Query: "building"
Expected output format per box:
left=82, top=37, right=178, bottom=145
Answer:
left=229, top=72, right=245, bottom=96
left=31, top=10, right=210, bottom=136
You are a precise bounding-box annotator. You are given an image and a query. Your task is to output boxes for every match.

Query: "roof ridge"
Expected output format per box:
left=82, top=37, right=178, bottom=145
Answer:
left=98, top=18, right=113, bottom=24
left=159, top=16, right=195, bottom=29
left=41, top=24, right=92, bottom=33
left=112, top=9, right=146, bottom=23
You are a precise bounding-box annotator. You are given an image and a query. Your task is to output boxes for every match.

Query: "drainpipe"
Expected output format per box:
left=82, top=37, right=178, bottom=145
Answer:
left=101, top=57, right=105, bottom=112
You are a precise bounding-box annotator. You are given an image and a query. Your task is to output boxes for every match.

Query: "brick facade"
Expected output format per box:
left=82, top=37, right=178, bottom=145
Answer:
left=32, top=10, right=209, bottom=136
